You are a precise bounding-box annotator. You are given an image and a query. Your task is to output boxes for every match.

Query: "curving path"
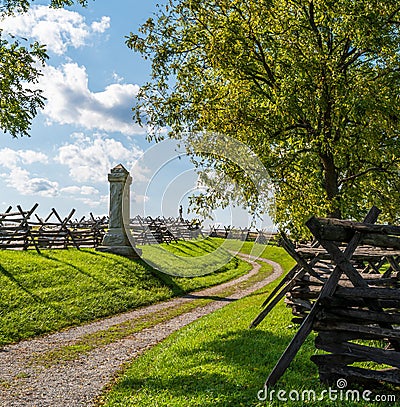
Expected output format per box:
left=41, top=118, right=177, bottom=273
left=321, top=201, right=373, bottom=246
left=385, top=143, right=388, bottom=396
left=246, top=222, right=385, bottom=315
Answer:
left=0, top=254, right=282, bottom=407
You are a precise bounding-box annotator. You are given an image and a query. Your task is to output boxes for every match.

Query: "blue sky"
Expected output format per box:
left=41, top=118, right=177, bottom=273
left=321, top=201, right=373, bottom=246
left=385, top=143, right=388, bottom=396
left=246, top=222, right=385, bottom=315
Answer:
left=0, top=0, right=273, bottom=230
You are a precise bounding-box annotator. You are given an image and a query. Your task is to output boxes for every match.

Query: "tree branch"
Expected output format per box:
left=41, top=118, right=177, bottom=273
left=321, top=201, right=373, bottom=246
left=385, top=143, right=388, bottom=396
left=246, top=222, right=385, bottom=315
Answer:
left=339, top=167, right=387, bottom=185
left=304, top=1, right=323, bottom=50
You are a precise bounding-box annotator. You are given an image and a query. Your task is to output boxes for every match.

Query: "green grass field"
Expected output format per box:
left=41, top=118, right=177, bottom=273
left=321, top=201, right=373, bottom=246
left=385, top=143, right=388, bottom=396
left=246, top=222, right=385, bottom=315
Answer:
left=140, top=238, right=237, bottom=277
left=0, top=238, right=250, bottom=346
left=100, top=243, right=395, bottom=407
left=3, top=238, right=396, bottom=406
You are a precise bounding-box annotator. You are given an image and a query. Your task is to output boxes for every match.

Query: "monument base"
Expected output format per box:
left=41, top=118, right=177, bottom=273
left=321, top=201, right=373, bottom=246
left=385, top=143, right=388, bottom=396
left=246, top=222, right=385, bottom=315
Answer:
left=96, top=245, right=142, bottom=259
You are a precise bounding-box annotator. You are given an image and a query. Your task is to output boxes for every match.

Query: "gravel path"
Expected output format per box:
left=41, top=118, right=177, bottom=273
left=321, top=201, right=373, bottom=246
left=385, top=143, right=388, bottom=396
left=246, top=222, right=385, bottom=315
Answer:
left=0, top=254, right=282, bottom=407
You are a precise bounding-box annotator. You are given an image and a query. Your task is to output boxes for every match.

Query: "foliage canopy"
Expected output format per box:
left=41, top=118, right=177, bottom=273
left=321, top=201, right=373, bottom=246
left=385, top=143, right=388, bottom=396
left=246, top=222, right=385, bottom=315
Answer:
left=0, top=0, right=89, bottom=138
left=129, top=0, right=400, bottom=237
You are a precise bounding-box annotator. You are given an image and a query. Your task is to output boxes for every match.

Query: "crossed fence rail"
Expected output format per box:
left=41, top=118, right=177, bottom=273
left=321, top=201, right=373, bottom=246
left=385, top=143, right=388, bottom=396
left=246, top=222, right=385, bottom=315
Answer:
left=0, top=204, right=107, bottom=253
left=252, top=207, right=400, bottom=388
left=130, top=215, right=203, bottom=244
left=207, top=225, right=278, bottom=244
left=0, top=204, right=275, bottom=252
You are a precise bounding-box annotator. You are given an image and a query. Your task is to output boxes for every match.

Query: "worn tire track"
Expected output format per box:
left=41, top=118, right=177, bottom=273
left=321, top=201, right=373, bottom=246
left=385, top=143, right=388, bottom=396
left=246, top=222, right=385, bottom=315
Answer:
left=0, top=254, right=282, bottom=407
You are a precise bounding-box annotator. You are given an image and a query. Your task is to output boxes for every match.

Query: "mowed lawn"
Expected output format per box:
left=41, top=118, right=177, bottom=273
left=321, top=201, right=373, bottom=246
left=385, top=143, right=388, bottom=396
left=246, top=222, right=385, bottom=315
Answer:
left=100, top=244, right=396, bottom=407
left=0, top=238, right=251, bottom=346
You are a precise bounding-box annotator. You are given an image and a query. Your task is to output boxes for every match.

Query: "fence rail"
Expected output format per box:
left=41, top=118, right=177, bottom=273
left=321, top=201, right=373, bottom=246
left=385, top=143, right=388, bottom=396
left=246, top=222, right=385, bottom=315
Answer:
left=0, top=204, right=276, bottom=252
left=129, top=215, right=203, bottom=244
left=0, top=204, right=107, bottom=253
left=252, top=207, right=400, bottom=388
left=207, top=225, right=278, bottom=244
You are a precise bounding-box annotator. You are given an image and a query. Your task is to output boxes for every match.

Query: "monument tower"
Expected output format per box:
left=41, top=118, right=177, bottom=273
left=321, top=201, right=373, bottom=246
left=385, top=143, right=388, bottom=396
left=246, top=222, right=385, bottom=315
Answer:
left=97, top=164, right=141, bottom=258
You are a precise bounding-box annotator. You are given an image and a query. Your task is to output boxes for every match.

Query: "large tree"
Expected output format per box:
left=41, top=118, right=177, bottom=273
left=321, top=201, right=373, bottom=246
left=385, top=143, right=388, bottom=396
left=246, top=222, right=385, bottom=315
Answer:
left=0, top=0, right=89, bottom=138
left=128, top=0, right=400, bottom=237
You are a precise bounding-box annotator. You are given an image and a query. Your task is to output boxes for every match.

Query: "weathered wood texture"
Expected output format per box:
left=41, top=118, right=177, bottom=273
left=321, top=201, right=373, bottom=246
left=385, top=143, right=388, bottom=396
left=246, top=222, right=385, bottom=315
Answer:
left=253, top=207, right=400, bottom=388
left=0, top=205, right=107, bottom=252
left=208, top=225, right=278, bottom=243
left=0, top=205, right=206, bottom=251
left=129, top=215, right=203, bottom=244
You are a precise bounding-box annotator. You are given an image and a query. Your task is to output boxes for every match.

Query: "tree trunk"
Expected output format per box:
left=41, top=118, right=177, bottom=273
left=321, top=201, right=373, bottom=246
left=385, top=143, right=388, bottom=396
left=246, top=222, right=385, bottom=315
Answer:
left=320, top=152, right=341, bottom=219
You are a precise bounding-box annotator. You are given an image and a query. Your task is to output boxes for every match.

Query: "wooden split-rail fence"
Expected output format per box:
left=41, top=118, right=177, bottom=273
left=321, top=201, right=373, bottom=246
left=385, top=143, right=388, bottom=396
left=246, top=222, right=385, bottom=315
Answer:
left=129, top=215, right=203, bottom=244
left=0, top=204, right=107, bottom=253
left=0, top=204, right=276, bottom=252
left=208, top=225, right=277, bottom=244
left=252, top=206, right=400, bottom=388
left=0, top=205, right=205, bottom=251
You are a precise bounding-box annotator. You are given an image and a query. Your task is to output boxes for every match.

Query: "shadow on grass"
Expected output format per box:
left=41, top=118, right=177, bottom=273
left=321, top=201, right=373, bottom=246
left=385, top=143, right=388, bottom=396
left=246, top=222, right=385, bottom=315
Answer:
left=139, top=257, right=186, bottom=296
left=0, top=265, right=43, bottom=303
left=47, top=248, right=185, bottom=296
left=0, top=262, right=76, bottom=326
left=161, top=239, right=228, bottom=258
left=160, top=244, right=195, bottom=257
left=182, top=293, right=236, bottom=302
left=85, top=249, right=186, bottom=296
left=41, top=252, right=111, bottom=288
left=175, top=240, right=222, bottom=254
left=179, top=328, right=293, bottom=372
left=113, top=329, right=292, bottom=407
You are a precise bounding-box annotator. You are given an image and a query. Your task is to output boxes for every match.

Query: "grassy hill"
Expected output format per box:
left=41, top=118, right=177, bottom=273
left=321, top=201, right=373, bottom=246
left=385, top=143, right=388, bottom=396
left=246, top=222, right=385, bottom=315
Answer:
left=0, top=238, right=250, bottom=346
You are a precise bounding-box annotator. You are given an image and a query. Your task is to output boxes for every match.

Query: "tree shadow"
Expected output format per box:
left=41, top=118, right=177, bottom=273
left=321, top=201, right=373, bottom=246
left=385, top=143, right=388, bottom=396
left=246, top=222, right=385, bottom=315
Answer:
left=182, top=293, right=236, bottom=302
left=0, top=264, right=43, bottom=303
left=82, top=248, right=186, bottom=296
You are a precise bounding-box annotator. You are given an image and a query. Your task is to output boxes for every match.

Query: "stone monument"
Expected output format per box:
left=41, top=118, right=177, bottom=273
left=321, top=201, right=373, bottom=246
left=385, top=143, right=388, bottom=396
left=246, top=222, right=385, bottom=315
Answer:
left=97, top=164, right=141, bottom=258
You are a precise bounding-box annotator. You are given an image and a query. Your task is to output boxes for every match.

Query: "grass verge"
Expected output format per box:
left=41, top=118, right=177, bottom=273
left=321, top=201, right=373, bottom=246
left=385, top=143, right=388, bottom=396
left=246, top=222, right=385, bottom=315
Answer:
left=140, top=238, right=235, bottom=277
left=31, top=256, right=274, bottom=367
left=99, top=245, right=395, bottom=407
left=0, top=238, right=250, bottom=346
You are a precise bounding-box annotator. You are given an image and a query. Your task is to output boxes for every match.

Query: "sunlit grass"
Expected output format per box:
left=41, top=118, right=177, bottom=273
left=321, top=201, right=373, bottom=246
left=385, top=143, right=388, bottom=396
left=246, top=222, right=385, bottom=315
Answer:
left=0, top=239, right=250, bottom=346
left=100, top=246, right=395, bottom=407
left=140, top=237, right=240, bottom=277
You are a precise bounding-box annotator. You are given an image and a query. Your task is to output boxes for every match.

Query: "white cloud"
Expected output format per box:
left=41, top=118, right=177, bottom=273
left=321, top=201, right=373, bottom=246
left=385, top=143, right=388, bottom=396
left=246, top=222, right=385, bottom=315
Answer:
left=0, top=148, right=58, bottom=197
left=61, top=185, right=99, bottom=195
left=129, top=160, right=151, bottom=183
left=133, top=193, right=149, bottom=204
left=6, top=170, right=100, bottom=200
left=0, top=148, right=48, bottom=169
left=0, top=147, right=103, bottom=199
left=77, top=194, right=108, bottom=208
left=0, top=6, right=110, bottom=55
left=40, top=63, right=144, bottom=135
left=56, top=133, right=144, bottom=183
left=91, top=16, right=110, bottom=33
left=17, top=150, right=48, bottom=165
left=112, top=72, right=125, bottom=83
left=7, top=167, right=59, bottom=197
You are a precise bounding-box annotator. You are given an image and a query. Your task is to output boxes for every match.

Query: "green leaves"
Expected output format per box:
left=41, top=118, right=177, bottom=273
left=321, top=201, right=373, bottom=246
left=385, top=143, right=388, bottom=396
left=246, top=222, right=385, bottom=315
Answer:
left=1, top=0, right=89, bottom=15
left=130, top=0, right=400, bottom=238
left=0, top=0, right=90, bottom=137
left=0, top=34, right=48, bottom=137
